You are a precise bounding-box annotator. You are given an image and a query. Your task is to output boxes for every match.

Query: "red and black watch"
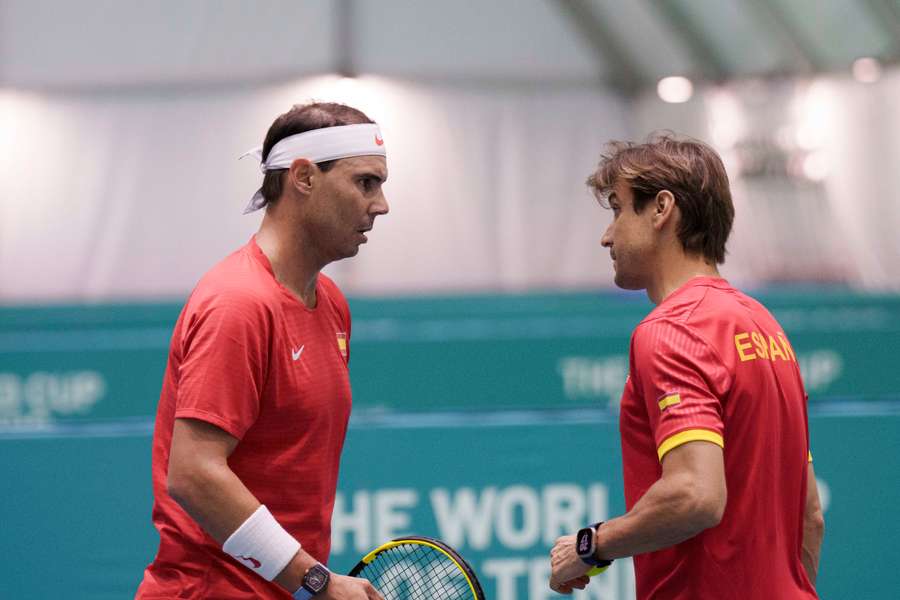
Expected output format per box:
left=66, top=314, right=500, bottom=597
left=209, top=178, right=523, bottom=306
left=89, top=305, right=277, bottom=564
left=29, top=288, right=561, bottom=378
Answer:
left=293, top=563, right=330, bottom=599
left=575, top=522, right=613, bottom=570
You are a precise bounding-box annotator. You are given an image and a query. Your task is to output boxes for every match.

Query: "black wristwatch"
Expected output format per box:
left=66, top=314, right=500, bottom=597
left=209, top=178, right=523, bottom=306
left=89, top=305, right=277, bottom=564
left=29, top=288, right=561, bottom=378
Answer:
left=293, top=563, right=330, bottom=599
left=575, top=522, right=613, bottom=569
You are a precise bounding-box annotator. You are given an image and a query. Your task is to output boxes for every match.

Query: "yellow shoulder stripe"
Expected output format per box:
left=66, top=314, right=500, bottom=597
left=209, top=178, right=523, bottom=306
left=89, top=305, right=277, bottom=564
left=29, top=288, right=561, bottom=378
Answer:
left=658, top=394, right=681, bottom=411
left=657, top=429, right=724, bottom=461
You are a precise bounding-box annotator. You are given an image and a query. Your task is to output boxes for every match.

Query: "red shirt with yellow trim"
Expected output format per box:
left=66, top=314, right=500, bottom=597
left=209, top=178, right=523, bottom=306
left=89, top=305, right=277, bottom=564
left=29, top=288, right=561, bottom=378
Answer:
left=619, top=277, right=817, bottom=599
left=137, top=237, right=352, bottom=599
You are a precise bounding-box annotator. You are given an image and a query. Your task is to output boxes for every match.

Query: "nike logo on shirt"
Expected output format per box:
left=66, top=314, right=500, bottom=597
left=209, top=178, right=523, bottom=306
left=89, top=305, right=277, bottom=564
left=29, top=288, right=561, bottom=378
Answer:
left=292, top=345, right=305, bottom=361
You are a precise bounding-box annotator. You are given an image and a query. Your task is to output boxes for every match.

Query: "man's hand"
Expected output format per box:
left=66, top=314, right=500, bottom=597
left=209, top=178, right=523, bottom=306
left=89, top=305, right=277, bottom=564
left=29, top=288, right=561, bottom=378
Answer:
left=549, top=534, right=591, bottom=595
left=322, top=574, right=385, bottom=599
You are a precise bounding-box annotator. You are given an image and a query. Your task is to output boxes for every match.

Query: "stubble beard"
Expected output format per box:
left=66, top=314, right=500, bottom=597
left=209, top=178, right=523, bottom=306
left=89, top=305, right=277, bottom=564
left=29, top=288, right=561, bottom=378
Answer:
left=613, top=259, right=645, bottom=291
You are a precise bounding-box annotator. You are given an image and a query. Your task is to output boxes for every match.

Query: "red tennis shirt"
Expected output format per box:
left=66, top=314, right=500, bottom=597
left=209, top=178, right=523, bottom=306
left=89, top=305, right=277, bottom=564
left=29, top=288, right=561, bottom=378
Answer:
left=137, top=237, right=352, bottom=599
left=619, top=277, right=817, bottom=599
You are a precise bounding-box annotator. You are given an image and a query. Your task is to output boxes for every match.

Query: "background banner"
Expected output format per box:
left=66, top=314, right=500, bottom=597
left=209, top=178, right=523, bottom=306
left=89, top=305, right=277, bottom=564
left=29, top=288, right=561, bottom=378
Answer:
left=1, top=291, right=897, bottom=598
left=0, top=412, right=896, bottom=598
left=1, top=289, right=898, bottom=428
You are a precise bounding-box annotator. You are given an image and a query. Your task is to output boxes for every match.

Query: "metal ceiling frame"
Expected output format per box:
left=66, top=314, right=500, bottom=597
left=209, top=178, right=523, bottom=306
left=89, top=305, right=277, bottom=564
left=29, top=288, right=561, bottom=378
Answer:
left=860, top=0, right=900, bottom=60
left=648, top=0, right=730, bottom=81
left=334, top=0, right=356, bottom=77
left=551, top=0, right=646, bottom=94
left=744, top=0, right=827, bottom=74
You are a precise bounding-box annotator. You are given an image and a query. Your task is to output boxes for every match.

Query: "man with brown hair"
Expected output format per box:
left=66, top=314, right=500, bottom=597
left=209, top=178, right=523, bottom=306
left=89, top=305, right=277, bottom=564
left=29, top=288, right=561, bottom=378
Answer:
left=136, top=102, right=388, bottom=599
left=549, top=134, right=824, bottom=599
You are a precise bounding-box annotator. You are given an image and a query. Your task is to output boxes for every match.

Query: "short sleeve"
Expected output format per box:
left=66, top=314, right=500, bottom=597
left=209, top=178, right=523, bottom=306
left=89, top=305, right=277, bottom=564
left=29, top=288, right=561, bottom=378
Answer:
left=174, top=294, right=270, bottom=440
left=631, top=319, right=731, bottom=461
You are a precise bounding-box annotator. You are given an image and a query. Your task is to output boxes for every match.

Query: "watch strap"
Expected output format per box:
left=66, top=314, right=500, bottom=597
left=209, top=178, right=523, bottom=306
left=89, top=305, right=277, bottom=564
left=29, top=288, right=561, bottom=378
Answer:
left=581, top=553, right=612, bottom=568
left=292, top=587, right=313, bottom=600
left=293, top=563, right=330, bottom=599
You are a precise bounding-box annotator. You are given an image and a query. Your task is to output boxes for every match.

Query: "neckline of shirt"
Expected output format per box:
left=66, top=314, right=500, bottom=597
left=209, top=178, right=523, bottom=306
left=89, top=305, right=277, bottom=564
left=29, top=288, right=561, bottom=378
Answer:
left=247, top=235, right=323, bottom=313
left=648, top=276, right=730, bottom=317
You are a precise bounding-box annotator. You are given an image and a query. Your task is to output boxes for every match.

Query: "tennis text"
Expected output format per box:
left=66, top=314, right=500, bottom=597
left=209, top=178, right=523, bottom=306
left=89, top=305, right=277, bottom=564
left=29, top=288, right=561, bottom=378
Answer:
left=332, top=483, right=608, bottom=553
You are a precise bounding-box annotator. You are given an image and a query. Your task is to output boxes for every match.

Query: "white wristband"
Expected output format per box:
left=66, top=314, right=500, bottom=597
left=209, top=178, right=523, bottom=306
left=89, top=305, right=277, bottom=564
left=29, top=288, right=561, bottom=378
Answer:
left=223, top=505, right=301, bottom=581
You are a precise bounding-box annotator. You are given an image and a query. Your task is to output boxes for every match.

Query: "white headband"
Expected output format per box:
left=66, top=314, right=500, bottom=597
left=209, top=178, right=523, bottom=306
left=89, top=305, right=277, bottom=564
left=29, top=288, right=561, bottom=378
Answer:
left=240, top=123, right=386, bottom=212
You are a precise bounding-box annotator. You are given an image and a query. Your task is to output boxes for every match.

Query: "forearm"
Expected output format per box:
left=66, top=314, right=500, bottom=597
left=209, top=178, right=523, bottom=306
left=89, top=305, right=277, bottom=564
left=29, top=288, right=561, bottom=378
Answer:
left=168, top=459, right=260, bottom=543
left=801, top=516, right=823, bottom=585
left=801, top=464, right=824, bottom=585
left=167, top=419, right=330, bottom=594
left=597, top=472, right=722, bottom=559
left=549, top=442, right=725, bottom=593
left=169, top=462, right=317, bottom=591
left=800, top=462, right=825, bottom=585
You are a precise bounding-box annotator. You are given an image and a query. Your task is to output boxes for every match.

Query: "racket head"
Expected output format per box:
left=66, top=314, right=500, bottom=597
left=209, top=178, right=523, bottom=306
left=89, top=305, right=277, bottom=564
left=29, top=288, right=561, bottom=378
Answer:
left=348, top=535, right=485, bottom=600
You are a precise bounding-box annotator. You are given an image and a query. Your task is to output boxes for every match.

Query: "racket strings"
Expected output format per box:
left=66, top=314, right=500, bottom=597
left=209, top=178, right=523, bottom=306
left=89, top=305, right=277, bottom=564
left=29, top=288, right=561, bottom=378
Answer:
left=357, top=544, right=473, bottom=599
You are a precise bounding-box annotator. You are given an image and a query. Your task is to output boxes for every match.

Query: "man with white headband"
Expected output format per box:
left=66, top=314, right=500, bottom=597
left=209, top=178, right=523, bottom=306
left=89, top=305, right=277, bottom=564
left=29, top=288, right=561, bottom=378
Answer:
left=137, top=102, right=388, bottom=599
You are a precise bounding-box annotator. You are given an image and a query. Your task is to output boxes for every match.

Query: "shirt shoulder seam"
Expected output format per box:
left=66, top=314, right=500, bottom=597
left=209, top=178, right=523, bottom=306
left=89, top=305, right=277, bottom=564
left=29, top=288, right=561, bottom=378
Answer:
left=634, top=306, right=734, bottom=394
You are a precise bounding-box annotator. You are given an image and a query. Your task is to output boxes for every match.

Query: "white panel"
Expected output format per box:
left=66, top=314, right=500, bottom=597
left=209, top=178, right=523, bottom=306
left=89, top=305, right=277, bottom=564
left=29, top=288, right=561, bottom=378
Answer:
left=322, top=81, right=630, bottom=294
left=0, top=77, right=629, bottom=301
left=630, top=68, right=900, bottom=290
left=354, top=0, right=604, bottom=82
left=3, top=70, right=899, bottom=301
left=0, top=0, right=334, bottom=88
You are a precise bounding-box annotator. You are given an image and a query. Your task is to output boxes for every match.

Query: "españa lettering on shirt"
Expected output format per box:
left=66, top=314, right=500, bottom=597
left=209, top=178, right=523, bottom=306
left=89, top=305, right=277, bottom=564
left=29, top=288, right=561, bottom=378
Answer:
left=733, top=330, right=796, bottom=363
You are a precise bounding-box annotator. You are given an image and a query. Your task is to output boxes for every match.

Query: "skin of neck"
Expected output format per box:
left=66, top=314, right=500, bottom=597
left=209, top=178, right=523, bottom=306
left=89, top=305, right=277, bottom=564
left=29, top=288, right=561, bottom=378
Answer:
left=646, top=245, right=720, bottom=305
left=254, top=184, right=325, bottom=309
left=644, top=198, right=721, bottom=305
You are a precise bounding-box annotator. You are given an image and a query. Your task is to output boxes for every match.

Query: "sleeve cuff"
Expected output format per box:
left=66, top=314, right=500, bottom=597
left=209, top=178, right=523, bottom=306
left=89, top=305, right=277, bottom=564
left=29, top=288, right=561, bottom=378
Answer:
left=174, top=408, right=248, bottom=441
left=657, top=429, right=724, bottom=461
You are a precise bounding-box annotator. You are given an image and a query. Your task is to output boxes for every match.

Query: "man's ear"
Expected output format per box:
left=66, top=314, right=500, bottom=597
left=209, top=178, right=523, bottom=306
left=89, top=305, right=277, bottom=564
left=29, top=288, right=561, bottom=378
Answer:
left=287, top=158, right=314, bottom=195
left=652, top=190, right=677, bottom=230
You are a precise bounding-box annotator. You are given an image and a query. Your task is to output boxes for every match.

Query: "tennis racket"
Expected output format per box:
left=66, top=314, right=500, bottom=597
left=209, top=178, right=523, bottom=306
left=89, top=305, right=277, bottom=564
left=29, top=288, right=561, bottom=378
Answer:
left=348, top=535, right=485, bottom=599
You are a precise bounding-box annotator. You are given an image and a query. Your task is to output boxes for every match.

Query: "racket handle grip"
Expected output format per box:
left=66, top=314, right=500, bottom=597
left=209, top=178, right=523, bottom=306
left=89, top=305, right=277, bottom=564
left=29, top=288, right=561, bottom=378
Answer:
left=587, top=564, right=610, bottom=577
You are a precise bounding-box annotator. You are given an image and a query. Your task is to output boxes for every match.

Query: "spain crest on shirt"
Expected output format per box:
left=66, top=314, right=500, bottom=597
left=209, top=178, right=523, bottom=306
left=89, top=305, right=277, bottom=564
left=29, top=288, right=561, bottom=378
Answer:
left=336, top=332, right=347, bottom=359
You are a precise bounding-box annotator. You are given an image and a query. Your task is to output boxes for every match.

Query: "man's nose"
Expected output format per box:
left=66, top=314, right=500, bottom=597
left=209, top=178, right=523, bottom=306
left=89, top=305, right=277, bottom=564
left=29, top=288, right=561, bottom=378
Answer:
left=600, top=223, right=613, bottom=247
left=372, top=193, right=389, bottom=216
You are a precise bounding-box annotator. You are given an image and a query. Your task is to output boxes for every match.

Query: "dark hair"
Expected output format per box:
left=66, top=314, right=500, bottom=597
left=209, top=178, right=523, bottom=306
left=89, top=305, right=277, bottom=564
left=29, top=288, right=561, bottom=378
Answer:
left=587, top=132, right=735, bottom=264
left=258, top=102, right=375, bottom=208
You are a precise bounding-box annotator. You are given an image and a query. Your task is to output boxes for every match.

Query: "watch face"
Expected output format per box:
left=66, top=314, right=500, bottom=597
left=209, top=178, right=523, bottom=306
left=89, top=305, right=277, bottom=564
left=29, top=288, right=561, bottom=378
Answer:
left=305, top=564, right=329, bottom=591
left=576, top=529, right=593, bottom=555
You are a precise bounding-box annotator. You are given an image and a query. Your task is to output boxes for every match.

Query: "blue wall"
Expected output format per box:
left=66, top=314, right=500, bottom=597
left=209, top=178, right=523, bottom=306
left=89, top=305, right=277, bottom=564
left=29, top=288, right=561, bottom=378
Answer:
left=1, top=290, right=898, bottom=598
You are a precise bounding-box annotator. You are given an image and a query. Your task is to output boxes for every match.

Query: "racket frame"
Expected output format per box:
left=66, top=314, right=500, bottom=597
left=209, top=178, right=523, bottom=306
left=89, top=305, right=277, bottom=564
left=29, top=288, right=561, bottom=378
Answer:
left=348, top=535, right=485, bottom=600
